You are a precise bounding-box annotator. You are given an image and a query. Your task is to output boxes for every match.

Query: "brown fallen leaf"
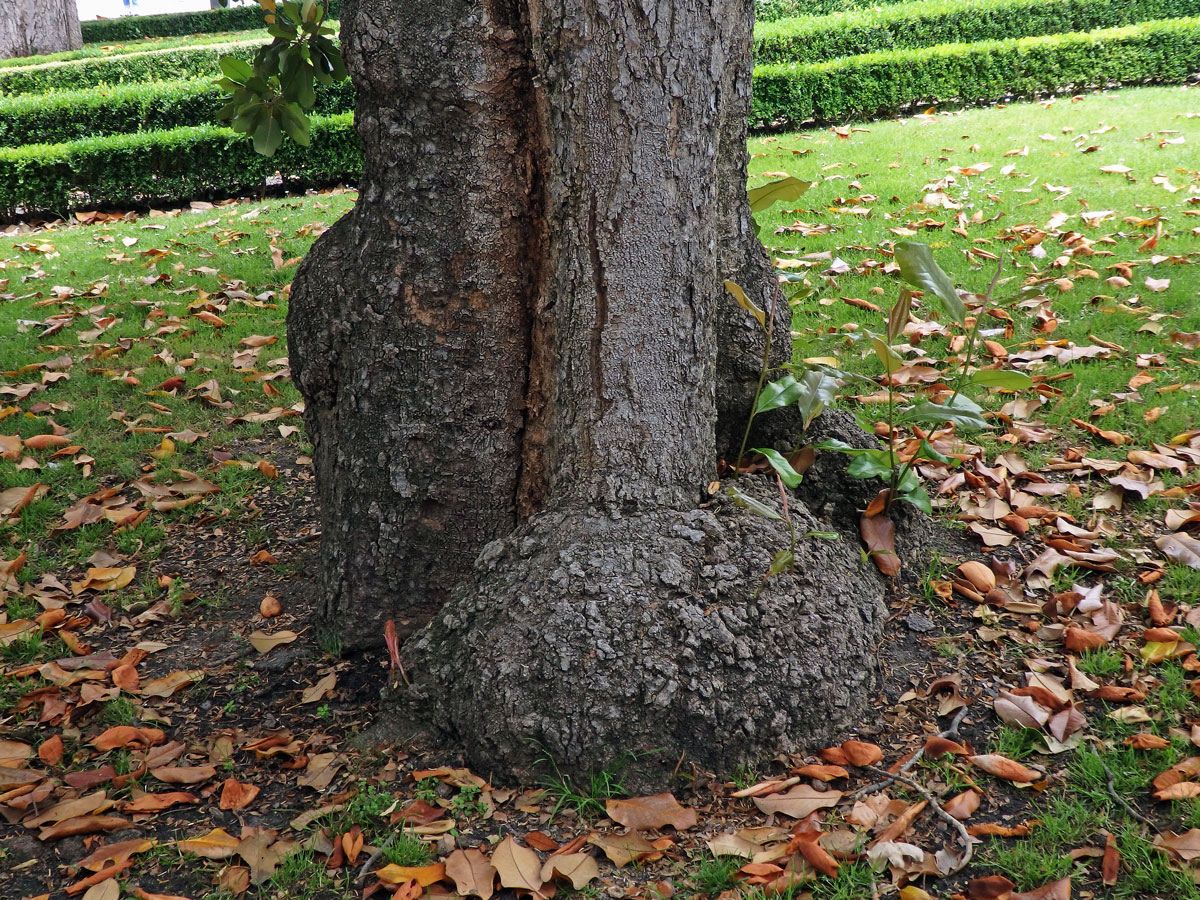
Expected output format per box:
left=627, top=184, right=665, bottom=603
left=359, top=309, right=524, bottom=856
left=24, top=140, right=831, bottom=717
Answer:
left=140, top=670, right=203, bottom=698
left=72, top=837, right=155, bottom=873
left=860, top=513, right=901, bottom=575
left=607, top=793, right=697, bottom=831
left=841, top=740, right=883, bottom=767
left=942, top=788, right=981, bottom=820
left=1102, top=831, right=1120, bottom=886
left=445, top=848, right=497, bottom=900
left=588, top=830, right=660, bottom=867
left=151, top=765, right=217, bottom=785
left=39, top=815, right=131, bottom=841
left=176, top=827, right=240, bottom=859
left=1155, top=828, right=1200, bottom=861
left=967, top=874, right=1016, bottom=899
left=1014, top=876, right=1071, bottom=900
left=753, top=784, right=843, bottom=819
left=541, top=853, right=600, bottom=890
left=1157, top=533, right=1200, bottom=569
left=969, top=754, right=1044, bottom=783
left=121, top=792, right=199, bottom=813
left=219, top=778, right=261, bottom=811
left=247, top=630, right=298, bottom=653
left=491, top=837, right=544, bottom=890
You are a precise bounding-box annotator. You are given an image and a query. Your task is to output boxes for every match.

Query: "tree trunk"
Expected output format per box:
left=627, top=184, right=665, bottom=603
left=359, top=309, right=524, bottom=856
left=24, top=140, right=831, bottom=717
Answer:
left=0, top=0, right=82, bottom=60
left=291, top=0, right=887, bottom=785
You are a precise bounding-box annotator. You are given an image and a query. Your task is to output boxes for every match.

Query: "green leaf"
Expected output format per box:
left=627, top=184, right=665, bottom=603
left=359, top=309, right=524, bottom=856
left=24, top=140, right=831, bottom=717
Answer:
left=751, top=448, right=803, bottom=488
left=279, top=102, right=311, bottom=146
left=894, top=241, right=966, bottom=325
left=899, top=394, right=988, bottom=432
left=870, top=336, right=903, bottom=375
left=755, top=375, right=803, bottom=415
left=219, top=56, right=254, bottom=84
left=724, top=280, right=765, bottom=328
left=252, top=113, right=283, bottom=156
left=767, top=550, right=794, bottom=578
left=914, top=438, right=952, bottom=465
left=725, top=486, right=782, bottom=521
left=794, top=367, right=842, bottom=429
left=748, top=176, right=813, bottom=214
left=814, top=438, right=865, bottom=455
left=847, top=449, right=895, bottom=480
left=887, top=289, right=913, bottom=343
left=970, top=370, right=1033, bottom=390
left=897, top=484, right=933, bottom=514
left=802, top=531, right=840, bottom=541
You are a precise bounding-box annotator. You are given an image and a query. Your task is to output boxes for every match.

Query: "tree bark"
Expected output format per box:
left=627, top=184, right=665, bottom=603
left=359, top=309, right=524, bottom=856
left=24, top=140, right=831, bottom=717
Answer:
left=291, top=0, right=887, bottom=784
left=0, top=0, right=82, bottom=60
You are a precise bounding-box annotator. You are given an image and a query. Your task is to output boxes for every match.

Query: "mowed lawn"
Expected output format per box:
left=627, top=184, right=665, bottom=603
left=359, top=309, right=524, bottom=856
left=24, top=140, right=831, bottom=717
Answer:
left=751, top=84, right=1200, bottom=456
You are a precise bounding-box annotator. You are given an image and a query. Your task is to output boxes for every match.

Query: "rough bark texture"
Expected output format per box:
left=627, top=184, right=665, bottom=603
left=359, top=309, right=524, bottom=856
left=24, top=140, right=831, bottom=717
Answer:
left=291, top=0, right=891, bottom=784
left=0, top=0, right=82, bottom=60
left=287, top=0, right=540, bottom=649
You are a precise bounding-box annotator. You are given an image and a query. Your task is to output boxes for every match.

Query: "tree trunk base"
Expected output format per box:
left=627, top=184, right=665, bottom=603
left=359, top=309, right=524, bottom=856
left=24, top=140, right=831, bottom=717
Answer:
left=396, top=481, right=887, bottom=788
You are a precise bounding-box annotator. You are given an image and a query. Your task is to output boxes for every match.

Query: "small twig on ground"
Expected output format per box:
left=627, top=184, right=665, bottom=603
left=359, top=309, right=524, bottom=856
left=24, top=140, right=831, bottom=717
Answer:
left=864, top=764, right=974, bottom=875
left=1102, top=761, right=1159, bottom=832
left=357, top=832, right=398, bottom=884
left=849, top=707, right=969, bottom=800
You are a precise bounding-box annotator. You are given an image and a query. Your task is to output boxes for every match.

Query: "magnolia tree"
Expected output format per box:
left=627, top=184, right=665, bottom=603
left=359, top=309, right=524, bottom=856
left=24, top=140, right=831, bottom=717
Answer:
left=223, top=0, right=908, bottom=785
left=0, top=0, right=82, bottom=60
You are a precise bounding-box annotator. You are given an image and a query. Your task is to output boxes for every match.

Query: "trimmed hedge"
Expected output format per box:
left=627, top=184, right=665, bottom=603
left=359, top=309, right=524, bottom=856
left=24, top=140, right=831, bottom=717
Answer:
left=755, top=0, right=910, bottom=23
left=0, top=40, right=265, bottom=96
left=0, top=78, right=354, bottom=147
left=751, top=17, right=1200, bottom=128
left=0, top=113, right=360, bottom=218
left=81, top=1, right=342, bottom=43
left=756, top=0, right=1200, bottom=65
left=0, top=30, right=264, bottom=70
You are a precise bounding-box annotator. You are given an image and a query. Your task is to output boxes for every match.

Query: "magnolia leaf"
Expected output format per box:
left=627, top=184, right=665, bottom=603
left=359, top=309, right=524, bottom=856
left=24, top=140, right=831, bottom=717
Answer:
left=894, top=241, right=966, bottom=324
left=445, top=848, right=497, bottom=900
left=725, top=485, right=781, bottom=521
left=860, top=513, right=901, bottom=576
left=492, top=837, right=544, bottom=892
left=607, top=793, right=698, bottom=831
left=724, top=280, right=764, bottom=328
left=752, top=784, right=842, bottom=818
left=541, top=853, right=600, bottom=890
left=751, top=448, right=803, bottom=488
left=748, top=176, right=812, bottom=213
left=247, top=630, right=298, bottom=653
left=971, top=370, right=1033, bottom=390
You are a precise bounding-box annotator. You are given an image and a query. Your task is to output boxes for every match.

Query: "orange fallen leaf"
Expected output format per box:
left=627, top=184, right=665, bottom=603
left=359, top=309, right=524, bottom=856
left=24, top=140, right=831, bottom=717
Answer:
left=219, top=778, right=261, bottom=811
left=969, top=754, right=1043, bottom=783
left=606, top=793, right=697, bottom=831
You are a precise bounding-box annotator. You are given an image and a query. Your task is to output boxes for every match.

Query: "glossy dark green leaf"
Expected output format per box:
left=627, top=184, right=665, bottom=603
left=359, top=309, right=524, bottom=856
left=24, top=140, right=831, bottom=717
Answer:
left=751, top=448, right=804, bottom=488
left=894, top=241, right=966, bottom=325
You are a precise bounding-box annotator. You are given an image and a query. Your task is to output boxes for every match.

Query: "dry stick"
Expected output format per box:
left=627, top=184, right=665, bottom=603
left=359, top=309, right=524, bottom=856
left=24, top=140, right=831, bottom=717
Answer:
left=1101, top=761, right=1159, bottom=833
left=864, top=764, right=975, bottom=876
left=357, top=831, right=399, bottom=885
left=849, top=706, right=970, bottom=800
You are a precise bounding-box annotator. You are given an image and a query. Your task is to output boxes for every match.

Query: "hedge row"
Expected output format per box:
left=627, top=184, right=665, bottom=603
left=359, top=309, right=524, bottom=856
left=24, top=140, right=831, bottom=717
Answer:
left=81, top=1, right=342, bottom=43
left=0, top=30, right=261, bottom=70
left=751, top=17, right=1200, bottom=128
left=0, top=113, right=359, bottom=218
left=755, top=0, right=910, bottom=23
left=0, top=78, right=354, bottom=147
left=755, top=0, right=1200, bottom=65
left=0, top=40, right=265, bottom=96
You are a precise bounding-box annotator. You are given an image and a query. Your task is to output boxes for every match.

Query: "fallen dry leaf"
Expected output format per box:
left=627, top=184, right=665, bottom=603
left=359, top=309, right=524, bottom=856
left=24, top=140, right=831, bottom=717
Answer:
left=606, top=793, right=697, bottom=831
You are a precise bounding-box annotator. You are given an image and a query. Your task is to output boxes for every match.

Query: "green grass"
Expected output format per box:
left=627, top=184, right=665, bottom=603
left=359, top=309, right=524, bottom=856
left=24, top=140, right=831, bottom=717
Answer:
left=750, top=84, right=1200, bottom=462
left=0, top=191, right=354, bottom=582
left=538, top=750, right=636, bottom=821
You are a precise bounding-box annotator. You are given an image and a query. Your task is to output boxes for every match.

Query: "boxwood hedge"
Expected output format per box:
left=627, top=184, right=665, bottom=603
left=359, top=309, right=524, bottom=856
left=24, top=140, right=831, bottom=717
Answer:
left=755, top=0, right=910, bottom=24
left=0, top=78, right=354, bottom=147
left=0, top=113, right=359, bottom=218
left=0, top=40, right=264, bottom=96
left=755, top=0, right=1200, bottom=65
left=81, top=1, right=342, bottom=43
left=751, top=17, right=1200, bottom=128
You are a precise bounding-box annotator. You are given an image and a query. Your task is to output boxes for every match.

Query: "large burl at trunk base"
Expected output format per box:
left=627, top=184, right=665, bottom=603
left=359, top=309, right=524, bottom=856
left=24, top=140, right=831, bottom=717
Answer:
left=401, top=484, right=887, bottom=787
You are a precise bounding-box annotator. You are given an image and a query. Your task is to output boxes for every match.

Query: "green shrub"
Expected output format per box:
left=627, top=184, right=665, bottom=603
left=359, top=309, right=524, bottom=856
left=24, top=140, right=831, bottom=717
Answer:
left=755, top=0, right=911, bottom=23
left=751, top=16, right=1200, bottom=128
left=0, top=30, right=267, bottom=70
left=81, top=1, right=342, bottom=43
left=0, top=78, right=354, bottom=147
left=0, top=40, right=266, bottom=96
left=755, top=0, right=1200, bottom=65
left=0, top=113, right=359, bottom=217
